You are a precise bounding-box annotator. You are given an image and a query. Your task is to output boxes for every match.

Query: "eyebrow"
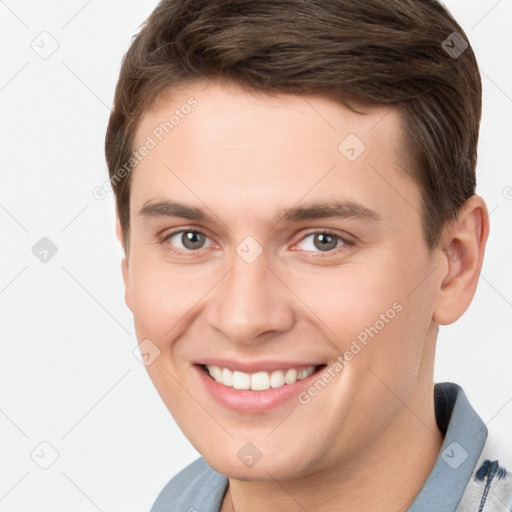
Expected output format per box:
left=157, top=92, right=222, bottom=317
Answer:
left=139, top=200, right=209, bottom=221
left=277, top=202, right=382, bottom=223
left=138, top=199, right=382, bottom=224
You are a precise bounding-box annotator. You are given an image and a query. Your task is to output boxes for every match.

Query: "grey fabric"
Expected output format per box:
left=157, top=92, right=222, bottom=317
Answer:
left=151, top=383, right=511, bottom=512
left=409, top=383, right=488, bottom=511
left=151, top=457, right=228, bottom=512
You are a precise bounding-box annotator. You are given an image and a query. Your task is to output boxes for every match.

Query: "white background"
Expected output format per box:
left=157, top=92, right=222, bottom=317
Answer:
left=0, top=1, right=511, bottom=510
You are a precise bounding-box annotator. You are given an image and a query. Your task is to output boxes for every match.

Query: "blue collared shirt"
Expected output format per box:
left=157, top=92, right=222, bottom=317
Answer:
left=151, top=382, right=512, bottom=512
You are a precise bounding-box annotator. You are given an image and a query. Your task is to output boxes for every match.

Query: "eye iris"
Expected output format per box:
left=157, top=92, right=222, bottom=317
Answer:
left=313, top=233, right=337, bottom=251
left=182, top=231, right=205, bottom=249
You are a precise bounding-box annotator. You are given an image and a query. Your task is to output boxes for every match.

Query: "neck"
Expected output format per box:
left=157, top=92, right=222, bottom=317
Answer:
left=223, top=380, right=444, bottom=512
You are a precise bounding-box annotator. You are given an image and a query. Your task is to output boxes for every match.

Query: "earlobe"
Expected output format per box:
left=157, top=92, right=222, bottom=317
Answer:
left=432, top=196, right=489, bottom=325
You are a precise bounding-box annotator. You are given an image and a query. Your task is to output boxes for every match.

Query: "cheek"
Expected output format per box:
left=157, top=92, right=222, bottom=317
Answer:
left=287, top=258, right=432, bottom=373
left=288, top=263, right=402, bottom=343
left=127, top=258, right=211, bottom=347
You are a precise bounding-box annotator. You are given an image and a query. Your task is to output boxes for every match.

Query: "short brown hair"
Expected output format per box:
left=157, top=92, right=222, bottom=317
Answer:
left=105, top=0, right=481, bottom=253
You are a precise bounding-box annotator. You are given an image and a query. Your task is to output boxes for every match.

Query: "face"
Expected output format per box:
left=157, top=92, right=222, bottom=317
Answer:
left=122, top=80, right=443, bottom=479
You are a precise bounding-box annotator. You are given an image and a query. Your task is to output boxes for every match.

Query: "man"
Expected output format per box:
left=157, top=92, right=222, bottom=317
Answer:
left=105, top=0, right=512, bottom=510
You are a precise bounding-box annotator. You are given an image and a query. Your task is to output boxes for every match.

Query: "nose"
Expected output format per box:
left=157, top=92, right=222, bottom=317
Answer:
left=205, top=254, right=295, bottom=344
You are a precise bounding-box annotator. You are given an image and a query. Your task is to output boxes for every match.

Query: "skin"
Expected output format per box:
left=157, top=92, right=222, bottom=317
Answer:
left=118, top=79, right=489, bottom=512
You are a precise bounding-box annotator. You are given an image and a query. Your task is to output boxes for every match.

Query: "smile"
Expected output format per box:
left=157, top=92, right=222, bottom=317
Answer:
left=204, top=364, right=317, bottom=391
left=195, top=360, right=327, bottom=413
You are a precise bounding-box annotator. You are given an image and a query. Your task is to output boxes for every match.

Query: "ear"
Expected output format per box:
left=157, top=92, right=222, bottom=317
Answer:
left=432, top=195, right=489, bottom=325
left=116, top=207, right=132, bottom=311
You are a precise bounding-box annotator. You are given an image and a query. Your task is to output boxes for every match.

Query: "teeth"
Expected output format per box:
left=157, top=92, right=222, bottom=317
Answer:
left=205, top=365, right=316, bottom=391
left=209, top=365, right=223, bottom=382
left=251, top=371, right=270, bottom=391
left=297, top=368, right=307, bottom=380
left=222, top=368, right=233, bottom=387
left=284, top=368, right=297, bottom=384
left=232, top=371, right=251, bottom=390
left=270, top=370, right=284, bottom=388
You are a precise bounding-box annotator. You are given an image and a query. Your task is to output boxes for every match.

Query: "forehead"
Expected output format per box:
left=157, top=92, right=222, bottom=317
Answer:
left=130, top=80, right=419, bottom=228
left=136, top=81, right=403, bottom=155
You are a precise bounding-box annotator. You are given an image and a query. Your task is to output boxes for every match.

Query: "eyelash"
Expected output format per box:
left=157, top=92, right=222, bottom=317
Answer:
left=160, top=228, right=354, bottom=256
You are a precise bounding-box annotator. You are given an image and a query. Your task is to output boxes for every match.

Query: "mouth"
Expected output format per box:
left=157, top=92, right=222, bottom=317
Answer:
left=200, top=363, right=323, bottom=391
left=194, top=362, right=327, bottom=413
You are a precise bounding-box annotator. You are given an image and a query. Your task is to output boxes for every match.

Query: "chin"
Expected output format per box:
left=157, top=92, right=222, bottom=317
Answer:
left=202, top=447, right=315, bottom=482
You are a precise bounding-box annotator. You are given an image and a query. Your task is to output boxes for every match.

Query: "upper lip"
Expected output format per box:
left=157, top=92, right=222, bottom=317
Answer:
left=196, top=358, right=325, bottom=374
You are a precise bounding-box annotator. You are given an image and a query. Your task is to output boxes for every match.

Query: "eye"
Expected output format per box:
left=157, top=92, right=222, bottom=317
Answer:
left=296, top=232, right=348, bottom=252
left=165, top=230, right=213, bottom=251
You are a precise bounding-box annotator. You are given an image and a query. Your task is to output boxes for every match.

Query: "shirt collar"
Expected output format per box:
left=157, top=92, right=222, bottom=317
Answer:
left=409, top=382, right=488, bottom=511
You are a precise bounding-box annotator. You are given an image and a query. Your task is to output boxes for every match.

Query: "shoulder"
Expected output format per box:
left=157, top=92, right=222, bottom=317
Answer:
left=150, top=457, right=228, bottom=512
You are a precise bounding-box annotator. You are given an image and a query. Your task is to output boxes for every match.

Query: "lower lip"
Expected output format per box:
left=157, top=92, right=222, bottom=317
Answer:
left=194, top=365, right=324, bottom=414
